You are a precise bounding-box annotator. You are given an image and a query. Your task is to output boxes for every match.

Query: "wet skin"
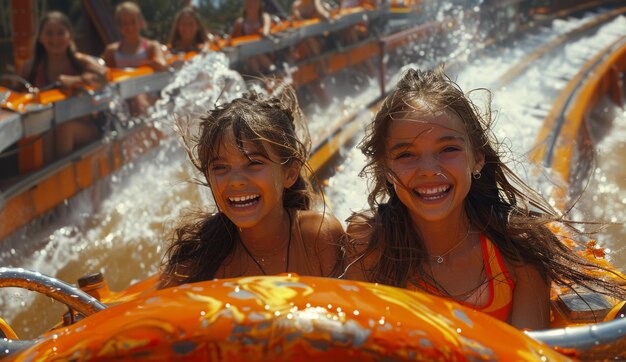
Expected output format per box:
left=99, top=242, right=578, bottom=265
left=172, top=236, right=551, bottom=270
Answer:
left=384, top=112, right=483, bottom=231
left=207, top=132, right=298, bottom=233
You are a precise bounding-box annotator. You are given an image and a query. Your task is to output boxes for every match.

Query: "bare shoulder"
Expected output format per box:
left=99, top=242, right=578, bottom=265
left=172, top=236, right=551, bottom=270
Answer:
left=297, top=210, right=344, bottom=277
left=298, top=209, right=345, bottom=245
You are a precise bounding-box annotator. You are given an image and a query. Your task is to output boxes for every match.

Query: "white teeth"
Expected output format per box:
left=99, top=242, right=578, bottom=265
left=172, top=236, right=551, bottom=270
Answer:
left=228, top=195, right=259, bottom=202
left=417, top=186, right=449, bottom=195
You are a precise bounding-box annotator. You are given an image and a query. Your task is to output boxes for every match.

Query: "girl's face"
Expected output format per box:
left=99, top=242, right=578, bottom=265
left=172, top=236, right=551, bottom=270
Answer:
left=117, top=11, right=143, bottom=39
left=38, top=20, right=71, bottom=56
left=177, top=14, right=199, bottom=42
left=207, top=131, right=298, bottom=230
left=384, top=111, right=483, bottom=226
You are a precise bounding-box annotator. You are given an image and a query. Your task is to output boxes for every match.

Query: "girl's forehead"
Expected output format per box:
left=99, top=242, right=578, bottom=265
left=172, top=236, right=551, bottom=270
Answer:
left=118, top=11, right=140, bottom=21
left=180, top=13, right=196, bottom=22
left=42, top=20, right=67, bottom=31
left=388, top=111, right=466, bottom=138
left=213, top=132, right=270, bottom=158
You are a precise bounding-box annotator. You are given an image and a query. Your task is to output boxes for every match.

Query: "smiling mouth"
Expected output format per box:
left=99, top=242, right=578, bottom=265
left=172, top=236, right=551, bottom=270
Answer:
left=228, top=194, right=260, bottom=208
left=413, top=185, right=451, bottom=201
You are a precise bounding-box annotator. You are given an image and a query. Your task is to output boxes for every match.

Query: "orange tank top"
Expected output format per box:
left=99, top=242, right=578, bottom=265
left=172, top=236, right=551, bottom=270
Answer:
left=413, top=234, right=515, bottom=321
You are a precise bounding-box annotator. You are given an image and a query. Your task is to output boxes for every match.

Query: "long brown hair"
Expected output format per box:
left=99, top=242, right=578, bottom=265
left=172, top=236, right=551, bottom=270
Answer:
left=160, top=86, right=314, bottom=286
left=167, top=6, right=209, bottom=53
left=27, top=11, right=82, bottom=86
left=349, top=67, right=625, bottom=299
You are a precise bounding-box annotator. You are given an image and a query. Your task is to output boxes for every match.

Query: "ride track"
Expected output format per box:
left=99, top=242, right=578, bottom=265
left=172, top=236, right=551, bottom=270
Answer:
left=0, top=1, right=626, bottom=360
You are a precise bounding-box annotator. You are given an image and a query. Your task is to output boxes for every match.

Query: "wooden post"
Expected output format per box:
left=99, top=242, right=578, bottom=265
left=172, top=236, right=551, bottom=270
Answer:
left=11, top=0, right=35, bottom=73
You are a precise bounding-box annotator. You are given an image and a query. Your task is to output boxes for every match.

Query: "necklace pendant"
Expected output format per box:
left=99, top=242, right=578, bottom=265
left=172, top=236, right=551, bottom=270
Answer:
left=435, top=256, right=444, bottom=264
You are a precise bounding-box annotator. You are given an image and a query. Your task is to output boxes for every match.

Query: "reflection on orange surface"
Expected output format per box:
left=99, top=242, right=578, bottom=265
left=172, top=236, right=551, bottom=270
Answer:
left=8, top=275, right=571, bottom=361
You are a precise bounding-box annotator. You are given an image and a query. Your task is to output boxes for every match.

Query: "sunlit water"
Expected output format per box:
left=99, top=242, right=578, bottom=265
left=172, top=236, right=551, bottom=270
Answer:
left=1, top=9, right=625, bottom=339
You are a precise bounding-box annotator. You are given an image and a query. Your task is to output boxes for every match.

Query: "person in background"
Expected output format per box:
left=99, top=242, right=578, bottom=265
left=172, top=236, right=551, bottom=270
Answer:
left=230, top=0, right=274, bottom=75
left=19, top=11, right=106, bottom=162
left=167, top=6, right=215, bottom=54
left=291, top=0, right=331, bottom=60
left=158, top=86, right=345, bottom=288
left=102, top=1, right=166, bottom=70
left=102, top=1, right=166, bottom=116
left=343, top=67, right=626, bottom=330
left=290, top=0, right=332, bottom=106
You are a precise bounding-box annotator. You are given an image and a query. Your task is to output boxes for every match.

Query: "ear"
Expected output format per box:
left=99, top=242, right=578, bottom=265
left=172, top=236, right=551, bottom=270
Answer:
left=283, top=162, right=300, bottom=189
left=473, top=151, right=485, bottom=173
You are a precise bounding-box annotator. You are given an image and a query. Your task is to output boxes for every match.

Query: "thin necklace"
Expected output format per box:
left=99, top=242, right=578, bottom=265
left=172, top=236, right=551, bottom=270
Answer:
left=239, top=211, right=292, bottom=275
left=432, top=227, right=472, bottom=264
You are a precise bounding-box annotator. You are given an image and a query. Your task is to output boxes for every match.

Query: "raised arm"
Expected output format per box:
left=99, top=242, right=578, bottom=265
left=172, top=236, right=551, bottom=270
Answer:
left=101, top=43, right=118, bottom=68
left=146, top=40, right=168, bottom=71
left=62, top=52, right=108, bottom=89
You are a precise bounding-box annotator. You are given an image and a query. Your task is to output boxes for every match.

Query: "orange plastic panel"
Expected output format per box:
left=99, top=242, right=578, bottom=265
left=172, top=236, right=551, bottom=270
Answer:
left=8, top=275, right=570, bottom=361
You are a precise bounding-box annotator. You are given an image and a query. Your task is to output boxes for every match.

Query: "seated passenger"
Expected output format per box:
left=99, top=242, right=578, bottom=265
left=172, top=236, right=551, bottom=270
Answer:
left=335, top=0, right=376, bottom=78
left=167, top=6, right=215, bottom=55
left=343, top=68, right=626, bottom=330
left=230, top=0, right=274, bottom=75
left=102, top=1, right=166, bottom=116
left=158, top=86, right=345, bottom=288
left=19, top=11, right=106, bottom=163
left=102, top=2, right=166, bottom=70
left=291, top=0, right=331, bottom=60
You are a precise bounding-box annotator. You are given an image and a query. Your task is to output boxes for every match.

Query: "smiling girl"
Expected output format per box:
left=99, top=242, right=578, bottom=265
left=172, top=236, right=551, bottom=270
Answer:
left=19, top=11, right=106, bottom=161
left=344, top=68, right=626, bottom=330
left=167, top=6, right=214, bottom=54
left=158, top=87, right=344, bottom=288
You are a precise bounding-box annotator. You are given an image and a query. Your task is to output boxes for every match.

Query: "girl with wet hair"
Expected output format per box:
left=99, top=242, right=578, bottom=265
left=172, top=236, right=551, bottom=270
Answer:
left=159, top=86, right=344, bottom=288
left=344, top=67, right=626, bottom=330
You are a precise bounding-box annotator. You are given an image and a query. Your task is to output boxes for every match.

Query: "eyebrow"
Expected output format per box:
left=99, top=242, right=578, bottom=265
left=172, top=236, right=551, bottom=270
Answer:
left=209, top=151, right=268, bottom=164
left=388, top=135, right=465, bottom=153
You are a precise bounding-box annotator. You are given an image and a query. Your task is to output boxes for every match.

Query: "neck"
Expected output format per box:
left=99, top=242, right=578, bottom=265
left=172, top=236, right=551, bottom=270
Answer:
left=47, top=52, right=69, bottom=62
left=414, top=216, right=471, bottom=257
left=238, top=209, right=291, bottom=255
left=176, top=39, right=195, bottom=51
left=122, top=36, right=141, bottom=47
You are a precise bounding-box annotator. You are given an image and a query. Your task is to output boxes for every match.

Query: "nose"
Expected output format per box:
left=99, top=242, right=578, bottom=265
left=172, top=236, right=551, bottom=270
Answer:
left=228, top=170, right=248, bottom=188
left=416, top=155, right=442, bottom=177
